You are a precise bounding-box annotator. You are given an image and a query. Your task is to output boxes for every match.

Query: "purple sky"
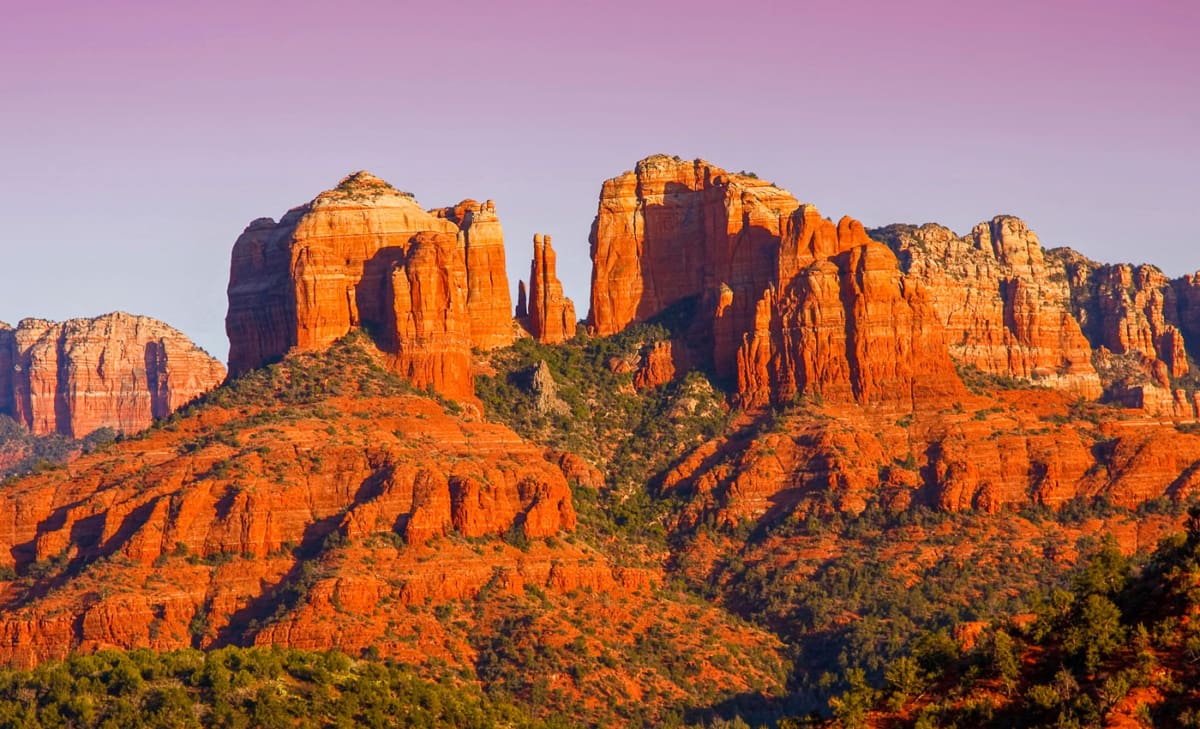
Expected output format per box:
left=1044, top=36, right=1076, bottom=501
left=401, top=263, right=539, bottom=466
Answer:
left=2, top=0, right=1197, bottom=360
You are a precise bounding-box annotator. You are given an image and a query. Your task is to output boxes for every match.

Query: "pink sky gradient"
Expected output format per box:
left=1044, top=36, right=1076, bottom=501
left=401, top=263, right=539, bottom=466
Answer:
left=1, top=0, right=1197, bottom=359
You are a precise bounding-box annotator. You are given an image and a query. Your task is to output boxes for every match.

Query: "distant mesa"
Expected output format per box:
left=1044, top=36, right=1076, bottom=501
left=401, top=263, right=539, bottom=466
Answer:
left=0, top=312, right=225, bottom=438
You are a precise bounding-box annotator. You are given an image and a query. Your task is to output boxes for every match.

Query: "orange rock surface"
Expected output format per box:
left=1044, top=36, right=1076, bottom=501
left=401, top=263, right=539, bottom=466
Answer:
left=431, top=198, right=515, bottom=350
left=0, top=313, right=225, bottom=437
left=388, top=231, right=475, bottom=402
left=664, top=389, right=1200, bottom=526
left=588, top=155, right=961, bottom=408
left=226, top=172, right=514, bottom=400
left=1056, top=250, right=1195, bottom=387
left=634, top=340, right=683, bottom=390
left=525, top=234, right=577, bottom=344
left=0, top=349, right=578, bottom=665
left=875, top=218, right=1101, bottom=398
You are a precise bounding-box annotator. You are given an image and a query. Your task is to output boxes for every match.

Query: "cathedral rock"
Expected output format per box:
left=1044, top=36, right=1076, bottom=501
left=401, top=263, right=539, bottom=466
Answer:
left=225, top=172, right=515, bottom=401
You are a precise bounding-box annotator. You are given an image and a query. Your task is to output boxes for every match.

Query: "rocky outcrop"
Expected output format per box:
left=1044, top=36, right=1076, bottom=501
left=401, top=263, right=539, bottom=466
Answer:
left=226, top=172, right=514, bottom=401
left=634, top=340, right=684, bottom=391
left=1054, top=250, right=1195, bottom=393
left=388, top=232, right=475, bottom=401
left=530, top=360, right=568, bottom=416
left=515, top=280, right=529, bottom=319
left=664, top=392, right=1200, bottom=527
left=588, top=155, right=962, bottom=409
left=588, top=156, right=799, bottom=342
left=0, top=313, right=225, bottom=437
left=0, top=357, right=580, bottom=665
left=524, top=234, right=577, bottom=344
left=874, top=218, right=1102, bottom=398
left=430, top=199, right=514, bottom=350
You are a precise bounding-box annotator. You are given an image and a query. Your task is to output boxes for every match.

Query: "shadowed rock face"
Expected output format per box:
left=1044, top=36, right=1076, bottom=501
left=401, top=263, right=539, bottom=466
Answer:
left=587, top=155, right=963, bottom=409
left=0, top=313, right=225, bottom=437
left=225, top=172, right=513, bottom=402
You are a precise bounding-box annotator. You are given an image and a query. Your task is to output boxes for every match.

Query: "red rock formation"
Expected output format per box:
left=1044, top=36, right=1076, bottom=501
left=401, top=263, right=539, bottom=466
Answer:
left=876, top=218, right=1101, bottom=398
left=664, top=390, right=1200, bottom=527
left=589, top=155, right=961, bottom=408
left=0, top=346, right=587, bottom=665
left=515, top=280, right=529, bottom=319
left=1054, top=251, right=1193, bottom=387
left=1176, top=273, right=1200, bottom=351
left=226, top=172, right=514, bottom=400
left=588, top=155, right=798, bottom=340
left=430, top=199, right=514, bottom=350
left=634, top=340, right=683, bottom=390
left=388, top=232, right=475, bottom=402
left=526, top=234, right=577, bottom=344
left=0, top=313, right=225, bottom=437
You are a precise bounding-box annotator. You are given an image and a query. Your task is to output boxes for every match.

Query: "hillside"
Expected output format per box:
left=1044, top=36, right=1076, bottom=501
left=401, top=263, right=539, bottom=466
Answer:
left=1, top=157, right=1200, bottom=726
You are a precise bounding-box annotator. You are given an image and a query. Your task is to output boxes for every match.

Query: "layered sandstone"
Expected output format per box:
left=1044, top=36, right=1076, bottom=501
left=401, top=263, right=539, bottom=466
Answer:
left=0, top=351, right=578, bottom=664
left=588, top=155, right=962, bottom=408
left=226, top=172, right=513, bottom=400
left=874, top=218, right=1101, bottom=398
left=524, top=234, right=577, bottom=344
left=388, top=232, right=474, bottom=401
left=664, top=391, right=1200, bottom=528
left=430, top=199, right=514, bottom=350
left=1054, top=249, right=1195, bottom=392
left=0, top=313, right=225, bottom=437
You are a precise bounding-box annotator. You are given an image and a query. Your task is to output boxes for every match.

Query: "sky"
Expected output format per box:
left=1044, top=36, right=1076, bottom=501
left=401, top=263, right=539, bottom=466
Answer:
left=1, top=0, right=1197, bottom=361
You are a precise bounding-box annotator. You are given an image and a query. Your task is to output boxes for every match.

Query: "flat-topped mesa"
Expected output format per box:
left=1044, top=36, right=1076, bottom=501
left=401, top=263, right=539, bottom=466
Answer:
left=226, top=172, right=515, bottom=402
left=588, top=155, right=962, bottom=409
left=0, top=313, right=226, bottom=437
left=525, top=234, right=577, bottom=344
left=875, top=216, right=1102, bottom=399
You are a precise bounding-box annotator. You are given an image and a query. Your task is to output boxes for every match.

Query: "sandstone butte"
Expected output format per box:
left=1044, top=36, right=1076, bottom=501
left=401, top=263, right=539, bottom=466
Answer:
left=0, top=313, right=225, bottom=438
left=225, top=172, right=516, bottom=402
left=588, top=155, right=1200, bottom=415
left=588, top=154, right=964, bottom=410
left=522, top=233, right=577, bottom=344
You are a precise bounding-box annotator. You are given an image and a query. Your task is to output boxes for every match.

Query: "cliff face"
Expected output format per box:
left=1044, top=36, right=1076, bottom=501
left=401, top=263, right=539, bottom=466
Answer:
left=0, top=313, right=225, bottom=437
left=588, top=155, right=799, bottom=343
left=874, top=218, right=1102, bottom=398
left=431, top=199, right=515, bottom=350
left=226, top=172, right=513, bottom=401
left=588, top=156, right=962, bottom=408
left=524, top=234, right=577, bottom=344
left=1042, top=249, right=1200, bottom=416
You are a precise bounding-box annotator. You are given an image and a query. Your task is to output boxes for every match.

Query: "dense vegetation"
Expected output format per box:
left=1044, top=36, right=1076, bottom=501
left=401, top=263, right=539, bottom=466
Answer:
left=0, top=647, right=554, bottom=729
left=806, top=507, right=1200, bottom=728
left=476, top=308, right=729, bottom=553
